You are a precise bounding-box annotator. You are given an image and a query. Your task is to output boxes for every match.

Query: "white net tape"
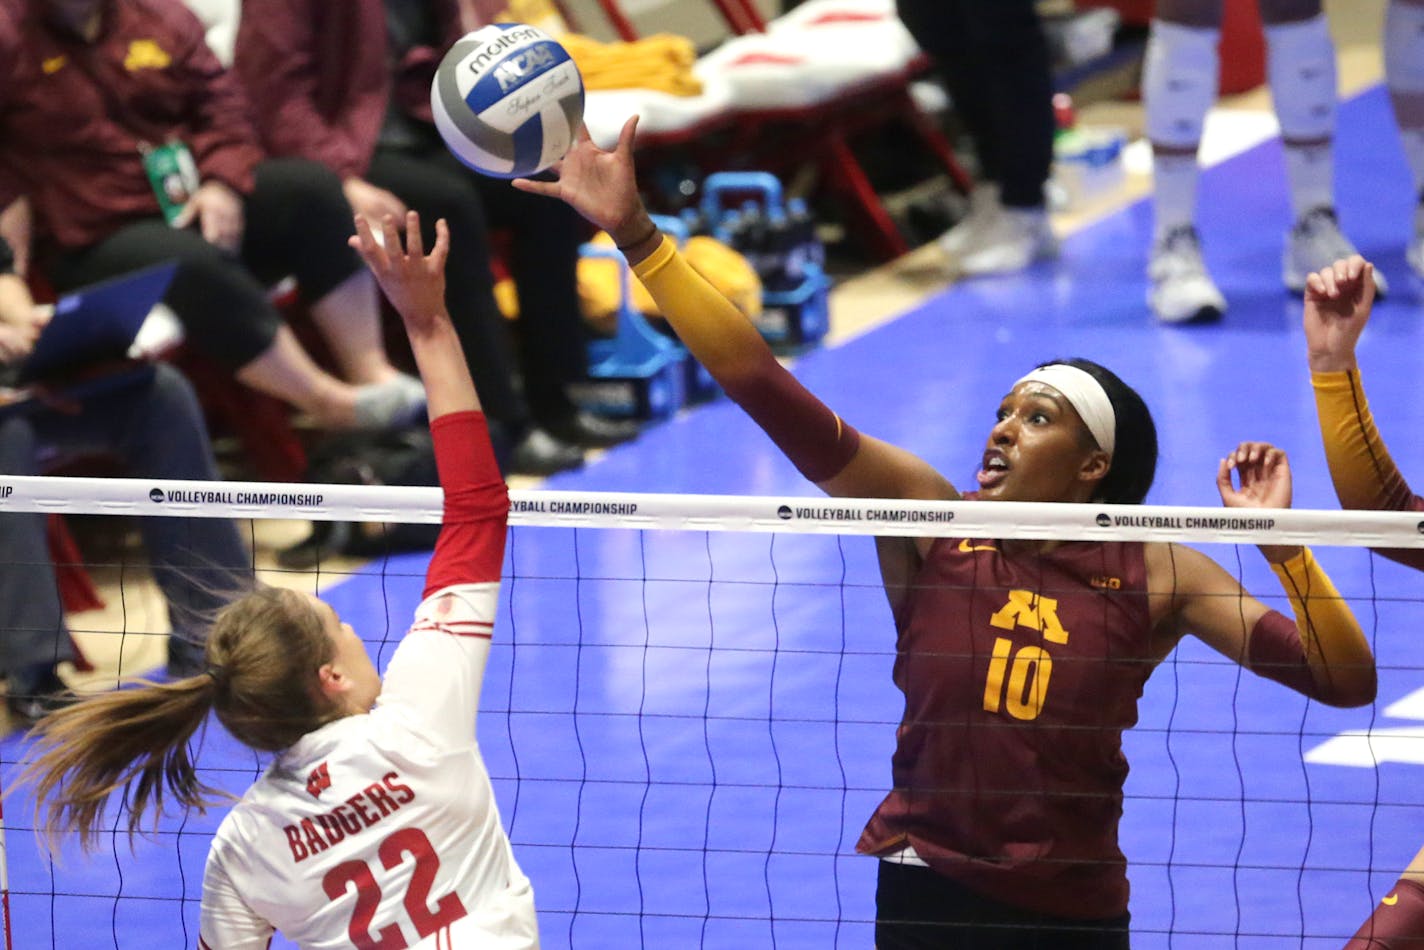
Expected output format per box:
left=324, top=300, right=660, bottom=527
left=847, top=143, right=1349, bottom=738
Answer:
left=4, top=474, right=1424, bottom=547
left=1, top=475, right=1419, bottom=947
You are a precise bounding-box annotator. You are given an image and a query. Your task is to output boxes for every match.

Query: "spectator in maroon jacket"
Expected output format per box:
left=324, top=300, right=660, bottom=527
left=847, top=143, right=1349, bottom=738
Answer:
left=233, top=0, right=641, bottom=476
left=0, top=0, right=425, bottom=432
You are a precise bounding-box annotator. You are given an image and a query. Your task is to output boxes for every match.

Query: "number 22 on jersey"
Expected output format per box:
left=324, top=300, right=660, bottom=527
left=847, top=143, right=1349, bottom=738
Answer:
left=323, top=827, right=467, bottom=950
left=982, top=589, right=1070, bottom=721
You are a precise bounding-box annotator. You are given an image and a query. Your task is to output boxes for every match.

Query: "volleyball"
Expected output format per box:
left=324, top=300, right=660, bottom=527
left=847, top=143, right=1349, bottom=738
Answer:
left=431, top=23, right=585, bottom=179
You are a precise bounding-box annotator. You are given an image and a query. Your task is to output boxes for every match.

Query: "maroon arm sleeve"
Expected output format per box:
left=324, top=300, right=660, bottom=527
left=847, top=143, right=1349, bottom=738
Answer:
left=422, top=411, right=510, bottom=598
left=1313, top=371, right=1424, bottom=572
left=1343, top=878, right=1424, bottom=948
left=1247, top=609, right=1321, bottom=698
left=720, top=347, right=862, bottom=484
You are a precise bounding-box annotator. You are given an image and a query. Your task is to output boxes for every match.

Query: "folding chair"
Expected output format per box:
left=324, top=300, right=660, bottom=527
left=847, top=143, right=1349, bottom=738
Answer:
left=558, top=0, right=972, bottom=261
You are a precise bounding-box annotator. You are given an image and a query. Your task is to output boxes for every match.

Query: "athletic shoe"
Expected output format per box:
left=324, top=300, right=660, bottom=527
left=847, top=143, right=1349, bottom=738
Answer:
left=1283, top=206, right=1391, bottom=297
left=6, top=666, right=76, bottom=724
left=1408, top=200, right=1424, bottom=281
left=937, top=183, right=1001, bottom=257
left=353, top=373, right=428, bottom=431
left=509, top=427, right=585, bottom=477
left=955, top=206, right=1058, bottom=276
left=1148, top=226, right=1226, bottom=325
left=544, top=409, right=641, bottom=449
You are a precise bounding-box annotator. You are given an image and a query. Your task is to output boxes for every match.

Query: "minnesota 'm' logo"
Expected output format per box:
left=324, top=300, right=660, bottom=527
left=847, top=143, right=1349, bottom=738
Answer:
left=124, top=39, right=171, bottom=71
left=989, top=589, right=1069, bottom=644
left=305, top=762, right=331, bottom=799
left=42, top=54, right=66, bottom=74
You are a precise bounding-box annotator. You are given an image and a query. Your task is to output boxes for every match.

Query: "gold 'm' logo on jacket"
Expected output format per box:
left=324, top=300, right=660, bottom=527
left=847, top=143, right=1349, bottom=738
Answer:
left=124, top=39, right=171, bottom=71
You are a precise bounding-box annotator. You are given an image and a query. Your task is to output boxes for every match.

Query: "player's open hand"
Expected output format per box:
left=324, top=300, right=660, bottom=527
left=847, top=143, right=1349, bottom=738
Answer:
left=350, top=211, right=450, bottom=336
left=1217, top=442, right=1292, bottom=510
left=1303, top=255, right=1375, bottom=374
left=511, top=117, right=654, bottom=251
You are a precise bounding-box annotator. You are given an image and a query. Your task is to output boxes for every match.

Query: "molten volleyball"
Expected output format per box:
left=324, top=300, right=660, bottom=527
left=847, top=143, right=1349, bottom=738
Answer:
left=431, top=23, right=585, bottom=179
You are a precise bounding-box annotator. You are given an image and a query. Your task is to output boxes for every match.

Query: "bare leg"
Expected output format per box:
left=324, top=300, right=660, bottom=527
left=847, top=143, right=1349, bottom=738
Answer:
left=308, top=269, right=400, bottom=386
left=235, top=324, right=360, bottom=428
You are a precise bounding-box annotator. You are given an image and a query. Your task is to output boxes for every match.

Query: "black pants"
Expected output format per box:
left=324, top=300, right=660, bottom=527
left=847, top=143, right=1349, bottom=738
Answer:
left=895, top=0, right=1054, bottom=209
left=47, top=158, right=361, bottom=371
left=368, top=136, right=589, bottom=431
left=876, top=860, right=1132, bottom=949
left=0, top=365, right=249, bottom=680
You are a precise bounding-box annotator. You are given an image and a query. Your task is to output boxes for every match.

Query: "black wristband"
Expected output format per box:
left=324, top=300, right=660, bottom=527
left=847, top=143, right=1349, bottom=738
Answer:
left=615, top=222, right=660, bottom=252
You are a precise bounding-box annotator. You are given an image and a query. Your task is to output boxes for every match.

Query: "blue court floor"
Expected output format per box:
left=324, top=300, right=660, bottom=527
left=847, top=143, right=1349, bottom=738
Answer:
left=3, top=84, right=1423, bottom=948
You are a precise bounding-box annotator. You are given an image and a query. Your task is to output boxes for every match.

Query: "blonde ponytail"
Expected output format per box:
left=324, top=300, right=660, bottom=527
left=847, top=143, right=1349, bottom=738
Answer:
left=15, top=585, right=341, bottom=852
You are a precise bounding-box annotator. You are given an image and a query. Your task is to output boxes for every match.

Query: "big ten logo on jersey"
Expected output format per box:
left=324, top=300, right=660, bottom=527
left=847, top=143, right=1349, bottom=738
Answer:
left=494, top=43, right=557, bottom=92
left=982, top=590, right=1069, bottom=722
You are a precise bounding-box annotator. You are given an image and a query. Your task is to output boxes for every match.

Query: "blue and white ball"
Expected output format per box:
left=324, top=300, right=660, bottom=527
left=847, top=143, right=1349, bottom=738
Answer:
left=431, top=23, right=585, bottom=179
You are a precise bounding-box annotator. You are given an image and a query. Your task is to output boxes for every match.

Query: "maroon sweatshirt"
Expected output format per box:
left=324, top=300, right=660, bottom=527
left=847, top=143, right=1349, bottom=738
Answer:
left=232, top=0, right=471, bottom=178
left=0, top=0, right=263, bottom=250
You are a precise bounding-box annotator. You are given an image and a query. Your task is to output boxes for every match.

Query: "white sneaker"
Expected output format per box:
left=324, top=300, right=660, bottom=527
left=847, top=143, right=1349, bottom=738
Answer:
left=938, top=183, right=1001, bottom=257
left=1283, top=206, right=1390, bottom=297
left=1148, top=226, right=1226, bottom=324
left=956, top=206, right=1057, bottom=276
left=1408, top=200, right=1424, bottom=280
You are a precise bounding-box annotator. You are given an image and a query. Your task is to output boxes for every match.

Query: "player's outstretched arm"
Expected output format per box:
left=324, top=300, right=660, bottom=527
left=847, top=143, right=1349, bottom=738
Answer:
left=1156, top=442, right=1375, bottom=709
left=351, top=212, right=507, bottom=600
left=1302, top=256, right=1424, bottom=568
left=351, top=212, right=476, bottom=420
left=514, top=119, right=956, bottom=504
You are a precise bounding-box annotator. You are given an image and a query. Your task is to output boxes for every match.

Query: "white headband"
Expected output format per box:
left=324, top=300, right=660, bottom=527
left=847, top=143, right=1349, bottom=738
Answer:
left=1014, top=364, right=1116, bottom=456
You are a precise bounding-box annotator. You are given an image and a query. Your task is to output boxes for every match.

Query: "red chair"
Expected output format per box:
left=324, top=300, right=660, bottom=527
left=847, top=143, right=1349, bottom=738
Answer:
left=558, top=0, right=971, bottom=262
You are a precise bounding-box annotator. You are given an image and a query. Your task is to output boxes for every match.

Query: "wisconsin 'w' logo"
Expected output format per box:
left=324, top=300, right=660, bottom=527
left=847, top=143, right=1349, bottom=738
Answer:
left=306, top=762, right=332, bottom=799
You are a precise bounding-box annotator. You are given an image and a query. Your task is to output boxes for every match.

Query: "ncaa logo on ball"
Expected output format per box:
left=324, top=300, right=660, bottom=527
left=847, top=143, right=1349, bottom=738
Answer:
left=492, top=44, right=557, bottom=93
left=432, top=23, right=585, bottom=179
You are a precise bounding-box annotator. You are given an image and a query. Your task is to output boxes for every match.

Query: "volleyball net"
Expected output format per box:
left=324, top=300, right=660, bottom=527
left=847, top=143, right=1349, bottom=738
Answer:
left=2, top=475, right=1422, bottom=948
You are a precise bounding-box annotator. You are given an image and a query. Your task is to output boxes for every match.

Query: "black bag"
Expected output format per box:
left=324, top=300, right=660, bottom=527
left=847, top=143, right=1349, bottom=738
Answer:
left=277, top=425, right=442, bottom=569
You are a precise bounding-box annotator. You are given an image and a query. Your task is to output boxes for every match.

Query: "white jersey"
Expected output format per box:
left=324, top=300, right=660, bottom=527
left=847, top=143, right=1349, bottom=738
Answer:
left=198, top=583, right=536, bottom=950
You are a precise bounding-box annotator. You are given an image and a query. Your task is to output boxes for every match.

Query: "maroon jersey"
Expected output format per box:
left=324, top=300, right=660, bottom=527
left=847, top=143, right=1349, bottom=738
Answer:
left=1344, top=878, right=1424, bottom=949
left=858, top=537, right=1154, bottom=920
